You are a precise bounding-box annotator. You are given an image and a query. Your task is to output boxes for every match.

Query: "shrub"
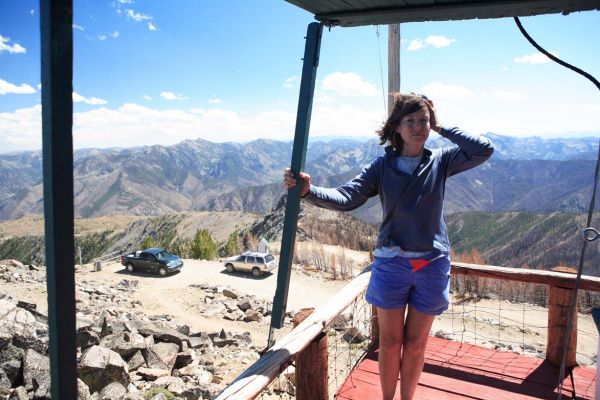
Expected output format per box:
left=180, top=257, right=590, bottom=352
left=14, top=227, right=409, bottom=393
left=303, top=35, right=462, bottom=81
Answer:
left=144, top=388, right=174, bottom=400
left=190, top=229, right=217, bottom=260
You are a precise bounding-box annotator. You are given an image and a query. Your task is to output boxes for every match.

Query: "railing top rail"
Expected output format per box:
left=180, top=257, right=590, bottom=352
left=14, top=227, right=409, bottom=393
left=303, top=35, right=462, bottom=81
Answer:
left=451, top=262, right=600, bottom=292
left=215, top=270, right=372, bottom=400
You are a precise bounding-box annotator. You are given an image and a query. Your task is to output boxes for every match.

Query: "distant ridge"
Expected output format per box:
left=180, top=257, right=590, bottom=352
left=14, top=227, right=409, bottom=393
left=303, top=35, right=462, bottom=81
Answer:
left=0, top=133, right=597, bottom=220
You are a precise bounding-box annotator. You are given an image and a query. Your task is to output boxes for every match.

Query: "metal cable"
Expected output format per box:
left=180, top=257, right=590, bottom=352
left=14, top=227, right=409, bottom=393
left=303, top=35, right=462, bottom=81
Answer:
left=513, top=17, right=599, bottom=398
left=375, top=26, right=387, bottom=120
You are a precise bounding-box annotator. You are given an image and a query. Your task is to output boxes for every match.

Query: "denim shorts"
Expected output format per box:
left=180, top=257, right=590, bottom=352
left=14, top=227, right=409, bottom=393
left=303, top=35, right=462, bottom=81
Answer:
left=365, top=252, right=450, bottom=315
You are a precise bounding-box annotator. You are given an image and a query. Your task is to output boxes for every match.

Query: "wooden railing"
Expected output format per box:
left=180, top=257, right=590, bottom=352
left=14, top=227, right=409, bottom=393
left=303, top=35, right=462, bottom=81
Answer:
left=215, top=263, right=600, bottom=400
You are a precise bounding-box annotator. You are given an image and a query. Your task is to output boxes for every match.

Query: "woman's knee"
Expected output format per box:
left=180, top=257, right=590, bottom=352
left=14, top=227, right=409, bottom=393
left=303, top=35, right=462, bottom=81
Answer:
left=379, top=334, right=403, bottom=354
left=402, top=334, right=429, bottom=356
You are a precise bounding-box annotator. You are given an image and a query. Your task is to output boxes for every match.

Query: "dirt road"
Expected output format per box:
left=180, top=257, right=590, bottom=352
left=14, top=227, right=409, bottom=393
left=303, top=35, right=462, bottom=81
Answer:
left=86, top=259, right=348, bottom=344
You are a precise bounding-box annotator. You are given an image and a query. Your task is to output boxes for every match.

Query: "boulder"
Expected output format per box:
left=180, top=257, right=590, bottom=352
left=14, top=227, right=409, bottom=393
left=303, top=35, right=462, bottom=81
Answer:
left=78, top=345, right=129, bottom=394
left=136, top=367, right=170, bottom=381
left=77, top=378, right=92, bottom=400
left=1, top=359, right=22, bottom=386
left=221, top=288, right=238, bottom=299
left=132, top=320, right=188, bottom=346
left=150, top=342, right=179, bottom=371
left=77, top=328, right=101, bottom=349
left=244, top=309, right=262, bottom=323
left=342, top=327, right=366, bottom=344
left=174, top=349, right=195, bottom=369
left=98, top=381, right=127, bottom=400
left=100, top=332, right=147, bottom=358
left=8, top=387, right=28, bottom=400
left=127, top=350, right=147, bottom=371
left=23, top=349, right=51, bottom=399
left=188, top=333, right=213, bottom=350
left=153, top=376, right=185, bottom=394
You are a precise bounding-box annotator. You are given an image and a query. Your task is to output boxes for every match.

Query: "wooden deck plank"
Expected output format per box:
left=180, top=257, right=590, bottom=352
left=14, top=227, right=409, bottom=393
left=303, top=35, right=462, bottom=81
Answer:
left=335, top=337, right=596, bottom=399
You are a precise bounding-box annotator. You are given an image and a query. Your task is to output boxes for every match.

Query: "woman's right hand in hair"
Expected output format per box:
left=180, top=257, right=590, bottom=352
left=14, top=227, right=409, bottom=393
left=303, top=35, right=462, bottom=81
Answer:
left=283, top=168, right=311, bottom=197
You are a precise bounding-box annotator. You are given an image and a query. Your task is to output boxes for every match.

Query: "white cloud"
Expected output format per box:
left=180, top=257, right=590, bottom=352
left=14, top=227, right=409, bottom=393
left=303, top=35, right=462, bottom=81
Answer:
left=0, top=35, right=27, bottom=54
left=514, top=51, right=559, bottom=64
left=160, top=92, right=188, bottom=101
left=208, top=97, right=222, bottom=104
left=30, top=10, right=35, bottom=16
left=2, top=97, right=599, bottom=154
left=283, top=76, right=298, bottom=88
left=73, top=24, right=85, bottom=31
left=118, top=0, right=134, bottom=3
left=320, top=72, right=378, bottom=98
left=0, top=105, right=43, bottom=151
left=110, top=31, right=119, bottom=38
left=407, top=35, right=455, bottom=51
left=125, top=9, right=152, bottom=22
left=311, top=104, right=382, bottom=138
left=407, top=39, right=425, bottom=51
left=98, top=35, right=107, bottom=41
left=425, top=35, right=456, bottom=48
left=0, top=78, right=36, bottom=95
left=73, top=92, right=108, bottom=105
left=148, top=22, right=157, bottom=31
left=142, top=95, right=152, bottom=101
left=421, top=82, right=472, bottom=99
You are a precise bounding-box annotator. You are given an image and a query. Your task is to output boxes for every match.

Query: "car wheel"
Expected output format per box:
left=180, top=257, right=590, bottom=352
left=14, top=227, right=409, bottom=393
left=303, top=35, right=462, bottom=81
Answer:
left=158, top=267, right=167, bottom=277
left=252, top=267, right=262, bottom=277
left=126, top=263, right=135, bottom=273
left=225, top=263, right=235, bottom=273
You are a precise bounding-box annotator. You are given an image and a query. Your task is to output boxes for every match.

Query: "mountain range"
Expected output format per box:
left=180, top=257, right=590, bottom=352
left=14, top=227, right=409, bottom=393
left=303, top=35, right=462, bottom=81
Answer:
left=0, top=133, right=598, bottom=221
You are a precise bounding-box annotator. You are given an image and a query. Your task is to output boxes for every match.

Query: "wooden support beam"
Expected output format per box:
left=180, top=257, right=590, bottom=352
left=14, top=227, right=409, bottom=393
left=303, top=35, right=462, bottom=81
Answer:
left=40, top=0, right=77, bottom=398
left=387, top=23, right=400, bottom=116
left=547, top=285, right=578, bottom=367
left=294, top=309, right=328, bottom=400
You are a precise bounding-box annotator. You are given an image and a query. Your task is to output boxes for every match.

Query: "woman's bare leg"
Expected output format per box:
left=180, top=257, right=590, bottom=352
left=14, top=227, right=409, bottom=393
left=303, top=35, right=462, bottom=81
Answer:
left=377, top=307, right=406, bottom=400
left=400, top=306, right=435, bottom=400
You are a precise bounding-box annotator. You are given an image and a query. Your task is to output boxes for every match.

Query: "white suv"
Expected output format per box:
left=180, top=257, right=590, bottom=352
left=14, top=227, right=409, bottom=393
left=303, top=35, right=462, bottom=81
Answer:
left=223, top=251, right=277, bottom=277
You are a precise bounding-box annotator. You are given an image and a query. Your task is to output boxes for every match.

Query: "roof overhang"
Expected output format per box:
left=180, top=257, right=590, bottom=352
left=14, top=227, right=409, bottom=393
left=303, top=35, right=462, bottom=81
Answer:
left=285, top=0, right=600, bottom=27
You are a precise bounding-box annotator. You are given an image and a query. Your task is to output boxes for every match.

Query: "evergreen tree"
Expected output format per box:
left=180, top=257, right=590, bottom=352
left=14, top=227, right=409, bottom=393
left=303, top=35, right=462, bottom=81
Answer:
left=190, top=229, right=217, bottom=260
left=141, top=235, right=157, bottom=250
left=223, top=231, right=241, bottom=256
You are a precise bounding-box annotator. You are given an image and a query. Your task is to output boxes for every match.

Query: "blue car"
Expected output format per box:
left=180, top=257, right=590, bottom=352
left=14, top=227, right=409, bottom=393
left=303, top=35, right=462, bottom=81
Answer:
left=120, top=248, right=184, bottom=276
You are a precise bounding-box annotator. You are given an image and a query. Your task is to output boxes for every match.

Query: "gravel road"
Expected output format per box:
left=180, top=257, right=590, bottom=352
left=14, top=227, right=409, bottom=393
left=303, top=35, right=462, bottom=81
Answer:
left=90, top=259, right=349, bottom=344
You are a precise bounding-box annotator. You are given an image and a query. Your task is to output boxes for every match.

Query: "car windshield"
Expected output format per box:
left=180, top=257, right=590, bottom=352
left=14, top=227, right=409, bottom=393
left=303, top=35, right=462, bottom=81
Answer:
left=156, top=251, right=171, bottom=260
left=265, top=254, right=274, bottom=263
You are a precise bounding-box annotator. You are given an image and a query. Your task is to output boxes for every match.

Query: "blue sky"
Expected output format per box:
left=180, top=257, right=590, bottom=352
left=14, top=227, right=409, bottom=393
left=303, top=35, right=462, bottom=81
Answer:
left=0, top=1, right=599, bottom=153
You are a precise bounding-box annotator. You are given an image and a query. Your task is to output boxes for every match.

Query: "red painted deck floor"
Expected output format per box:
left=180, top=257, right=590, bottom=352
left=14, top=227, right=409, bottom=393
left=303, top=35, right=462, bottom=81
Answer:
left=335, top=337, right=597, bottom=399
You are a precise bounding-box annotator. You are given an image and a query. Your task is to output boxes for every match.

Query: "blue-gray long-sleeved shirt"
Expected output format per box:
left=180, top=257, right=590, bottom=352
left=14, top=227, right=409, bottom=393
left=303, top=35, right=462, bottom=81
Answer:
left=303, top=127, right=494, bottom=253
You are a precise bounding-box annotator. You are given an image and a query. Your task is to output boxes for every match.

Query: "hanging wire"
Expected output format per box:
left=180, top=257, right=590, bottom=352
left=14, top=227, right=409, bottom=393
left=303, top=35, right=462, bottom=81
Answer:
left=513, top=16, right=600, bottom=399
left=375, top=26, right=387, bottom=119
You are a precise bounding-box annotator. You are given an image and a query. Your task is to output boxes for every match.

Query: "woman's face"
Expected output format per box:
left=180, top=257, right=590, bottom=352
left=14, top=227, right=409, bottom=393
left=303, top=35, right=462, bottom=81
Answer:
left=395, top=107, right=430, bottom=150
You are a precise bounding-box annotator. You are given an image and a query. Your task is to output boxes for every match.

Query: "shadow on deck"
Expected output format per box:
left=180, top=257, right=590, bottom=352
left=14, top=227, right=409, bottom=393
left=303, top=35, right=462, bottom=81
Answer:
left=336, top=337, right=596, bottom=399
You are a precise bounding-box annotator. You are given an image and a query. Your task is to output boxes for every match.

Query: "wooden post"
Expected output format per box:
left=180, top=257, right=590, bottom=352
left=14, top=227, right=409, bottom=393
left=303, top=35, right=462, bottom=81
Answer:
left=296, top=332, right=328, bottom=400
left=294, top=309, right=328, bottom=400
left=546, top=285, right=578, bottom=367
left=387, top=24, right=400, bottom=116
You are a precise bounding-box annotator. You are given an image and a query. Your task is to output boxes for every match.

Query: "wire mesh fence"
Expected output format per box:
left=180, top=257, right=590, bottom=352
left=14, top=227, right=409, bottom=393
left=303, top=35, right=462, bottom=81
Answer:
left=435, top=274, right=599, bottom=365
left=253, top=273, right=599, bottom=399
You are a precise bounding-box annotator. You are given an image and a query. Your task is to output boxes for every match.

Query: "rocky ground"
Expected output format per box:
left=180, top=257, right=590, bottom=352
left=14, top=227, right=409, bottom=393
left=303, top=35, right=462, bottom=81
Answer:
left=0, top=258, right=351, bottom=400
left=0, top=257, right=597, bottom=400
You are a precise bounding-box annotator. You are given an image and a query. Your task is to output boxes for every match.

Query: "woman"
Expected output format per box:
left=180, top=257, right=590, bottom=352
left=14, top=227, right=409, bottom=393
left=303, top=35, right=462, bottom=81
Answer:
left=284, top=93, right=494, bottom=399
